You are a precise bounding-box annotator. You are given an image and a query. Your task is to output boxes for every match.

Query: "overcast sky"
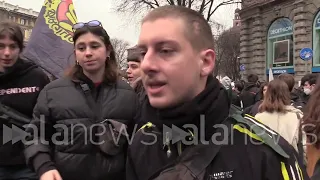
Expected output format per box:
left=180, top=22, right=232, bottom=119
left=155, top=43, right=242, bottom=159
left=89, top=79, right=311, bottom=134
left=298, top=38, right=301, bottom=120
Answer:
left=7, top=0, right=239, bottom=46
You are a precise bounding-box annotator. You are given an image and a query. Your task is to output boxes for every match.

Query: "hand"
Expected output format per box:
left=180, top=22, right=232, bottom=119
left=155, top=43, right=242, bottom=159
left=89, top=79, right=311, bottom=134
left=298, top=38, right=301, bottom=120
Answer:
left=40, top=170, right=62, bottom=180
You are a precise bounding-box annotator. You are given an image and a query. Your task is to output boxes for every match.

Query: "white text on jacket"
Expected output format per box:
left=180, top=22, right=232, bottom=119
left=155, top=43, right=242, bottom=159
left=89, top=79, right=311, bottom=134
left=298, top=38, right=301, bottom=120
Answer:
left=0, top=87, right=40, bottom=95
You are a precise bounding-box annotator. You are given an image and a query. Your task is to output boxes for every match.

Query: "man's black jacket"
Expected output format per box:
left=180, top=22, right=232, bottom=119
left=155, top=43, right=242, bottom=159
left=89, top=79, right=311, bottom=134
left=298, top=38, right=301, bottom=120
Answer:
left=126, top=77, right=309, bottom=180
left=239, top=83, right=260, bottom=109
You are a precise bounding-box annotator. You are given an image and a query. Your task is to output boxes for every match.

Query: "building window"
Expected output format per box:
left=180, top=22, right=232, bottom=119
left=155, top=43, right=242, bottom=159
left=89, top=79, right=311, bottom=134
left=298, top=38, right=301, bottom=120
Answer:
left=9, top=16, right=16, bottom=22
left=313, top=11, right=320, bottom=66
left=24, top=29, right=29, bottom=40
left=20, top=19, right=25, bottom=25
left=267, top=18, right=294, bottom=70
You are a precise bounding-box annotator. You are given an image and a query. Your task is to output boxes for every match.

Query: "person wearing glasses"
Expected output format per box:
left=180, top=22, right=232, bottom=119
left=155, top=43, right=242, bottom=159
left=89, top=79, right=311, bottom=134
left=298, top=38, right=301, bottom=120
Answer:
left=24, top=20, right=138, bottom=180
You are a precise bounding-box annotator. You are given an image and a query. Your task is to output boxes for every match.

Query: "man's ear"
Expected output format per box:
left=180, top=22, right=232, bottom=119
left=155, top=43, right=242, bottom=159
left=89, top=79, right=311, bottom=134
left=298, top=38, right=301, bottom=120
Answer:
left=199, top=49, right=215, bottom=77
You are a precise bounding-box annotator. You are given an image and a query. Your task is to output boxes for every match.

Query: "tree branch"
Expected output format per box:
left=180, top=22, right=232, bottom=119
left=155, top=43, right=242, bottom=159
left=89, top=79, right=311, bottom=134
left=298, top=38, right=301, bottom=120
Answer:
left=205, top=0, right=214, bottom=21
left=188, top=0, right=194, bottom=8
left=182, top=0, right=186, bottom=6
left=114, top=0, right=242, bottom=23
left=167, top=0, right=175, bottom=5
left=208, top=0, right=241, bottom=20
left=141, top=0, right=158, bottom=8
left=198, top=0, right=206, bottom=15
left=153, top=0, right=160, bottom=7
left=110, top=38, right=130, bottom=69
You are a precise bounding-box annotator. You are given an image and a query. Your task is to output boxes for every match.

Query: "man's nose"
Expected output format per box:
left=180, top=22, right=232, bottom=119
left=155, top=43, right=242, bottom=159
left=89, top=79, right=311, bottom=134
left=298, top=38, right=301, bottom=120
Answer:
left=140, top=51, right=158, bottom=73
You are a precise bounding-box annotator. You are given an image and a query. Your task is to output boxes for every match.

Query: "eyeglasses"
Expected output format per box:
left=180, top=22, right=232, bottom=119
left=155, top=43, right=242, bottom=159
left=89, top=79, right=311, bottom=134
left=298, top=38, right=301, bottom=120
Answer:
left=72, top=20, right=102, bottom=31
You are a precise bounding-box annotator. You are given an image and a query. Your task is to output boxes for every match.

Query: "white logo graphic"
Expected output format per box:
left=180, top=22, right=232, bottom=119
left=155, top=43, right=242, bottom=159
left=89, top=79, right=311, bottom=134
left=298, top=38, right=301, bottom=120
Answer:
left=209, top=171, right=233, bottom=179
left=2, top=124, right=29, bottom=144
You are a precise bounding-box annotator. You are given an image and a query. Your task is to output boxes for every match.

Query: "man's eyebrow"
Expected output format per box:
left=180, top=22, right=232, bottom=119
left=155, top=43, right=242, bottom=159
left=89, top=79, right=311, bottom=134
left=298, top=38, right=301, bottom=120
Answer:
left=137, top=40, right=178, bottom=48
left=157, top=40, right=177, bottom=45
left=136, top=44, right=146, bottom=50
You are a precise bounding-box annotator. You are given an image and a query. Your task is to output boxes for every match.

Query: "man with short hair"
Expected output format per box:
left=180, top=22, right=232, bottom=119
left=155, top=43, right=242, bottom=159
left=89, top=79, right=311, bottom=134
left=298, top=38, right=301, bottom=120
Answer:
left=239, top=74, right=260, bottom=108
left=126, top=46, right=142, bottom=88
left=0, top=21, right=50, bottom=179
left=126, top=46, right=146, bottom=105
left=126, top=5, right=308, bottom=180
left=301, top=73, right=318, bottom=103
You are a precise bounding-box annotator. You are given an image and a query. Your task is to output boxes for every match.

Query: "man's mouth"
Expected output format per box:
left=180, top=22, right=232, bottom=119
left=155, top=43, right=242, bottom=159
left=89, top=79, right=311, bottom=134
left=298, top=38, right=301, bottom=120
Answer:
left=146, top=81, right=166, bottom=94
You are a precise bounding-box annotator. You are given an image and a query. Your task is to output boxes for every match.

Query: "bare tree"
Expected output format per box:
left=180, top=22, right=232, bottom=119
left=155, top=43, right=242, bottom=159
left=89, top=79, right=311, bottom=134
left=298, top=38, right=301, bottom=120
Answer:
left=114, top=0, right=241, bottom=24
left=110, top=38, right=130, bottom=69
left=214, top=26, right=240, bottom=80
left=213, top=24, right=226, bottom=76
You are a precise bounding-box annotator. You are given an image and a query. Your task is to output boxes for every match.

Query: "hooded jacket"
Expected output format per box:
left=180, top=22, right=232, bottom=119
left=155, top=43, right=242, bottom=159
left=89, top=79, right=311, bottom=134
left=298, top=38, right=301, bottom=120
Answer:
left=0, top=58, right=50, bottom=166
left=126, top=77, right=309, bottom=180
left=239, top=82, right=260, bottom=109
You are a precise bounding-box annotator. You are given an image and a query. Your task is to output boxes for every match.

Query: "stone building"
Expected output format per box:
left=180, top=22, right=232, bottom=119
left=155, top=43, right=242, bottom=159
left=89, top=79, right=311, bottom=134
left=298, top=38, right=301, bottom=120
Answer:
left=0, top=1, right=38, bottom=44
left=233, top=8, right=241, bottom=28
left=239, top=0, right=320, bottom=82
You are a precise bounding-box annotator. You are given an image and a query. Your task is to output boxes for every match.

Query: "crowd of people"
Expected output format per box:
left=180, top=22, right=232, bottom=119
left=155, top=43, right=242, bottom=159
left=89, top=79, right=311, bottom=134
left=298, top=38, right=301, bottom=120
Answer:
left=221, top=72, right=320, bottom=178
left=1, top=4, right=320, bottom=180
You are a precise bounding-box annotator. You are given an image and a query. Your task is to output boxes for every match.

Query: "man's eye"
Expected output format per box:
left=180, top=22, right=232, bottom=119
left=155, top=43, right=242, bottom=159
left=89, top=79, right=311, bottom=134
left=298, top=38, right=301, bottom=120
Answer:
left=160, top=49, right=173, bottom=54
left=140, top=51, right=146, bottom=57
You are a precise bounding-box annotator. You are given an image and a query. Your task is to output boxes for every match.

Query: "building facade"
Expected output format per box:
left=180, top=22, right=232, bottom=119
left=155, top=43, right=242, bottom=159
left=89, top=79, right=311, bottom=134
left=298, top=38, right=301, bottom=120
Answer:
left=233, top=8, right=241, bottom=28
left=239, top=0, right=320, bottom=82
left=0, top=1, right=38, bottom=43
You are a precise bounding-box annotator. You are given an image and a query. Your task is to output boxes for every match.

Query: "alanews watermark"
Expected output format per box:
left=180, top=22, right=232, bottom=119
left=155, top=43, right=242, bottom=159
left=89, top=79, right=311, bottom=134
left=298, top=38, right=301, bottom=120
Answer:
left=2, top=114, right=318, bottom=148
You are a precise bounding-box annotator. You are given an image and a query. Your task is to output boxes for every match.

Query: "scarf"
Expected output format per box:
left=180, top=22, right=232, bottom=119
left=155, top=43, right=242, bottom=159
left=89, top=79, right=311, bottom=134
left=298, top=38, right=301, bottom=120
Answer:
left=141, top=76, right=230, bottom=139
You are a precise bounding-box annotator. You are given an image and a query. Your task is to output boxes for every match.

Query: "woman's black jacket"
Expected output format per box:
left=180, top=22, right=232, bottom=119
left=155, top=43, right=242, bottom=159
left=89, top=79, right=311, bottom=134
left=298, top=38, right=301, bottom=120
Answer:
left=24, top=77, right=138, bottom=180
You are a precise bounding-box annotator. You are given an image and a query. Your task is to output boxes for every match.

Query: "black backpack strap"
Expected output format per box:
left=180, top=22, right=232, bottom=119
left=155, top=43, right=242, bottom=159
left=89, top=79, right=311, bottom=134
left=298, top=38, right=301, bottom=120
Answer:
left=79, top=82, right=102, bottom=122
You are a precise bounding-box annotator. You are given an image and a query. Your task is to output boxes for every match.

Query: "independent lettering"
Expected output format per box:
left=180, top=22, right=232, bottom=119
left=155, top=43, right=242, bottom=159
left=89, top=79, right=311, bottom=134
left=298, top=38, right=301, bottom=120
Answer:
left=0, top=87, right=40, bottom=95
left=209, top=171, right=233, bottom=179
